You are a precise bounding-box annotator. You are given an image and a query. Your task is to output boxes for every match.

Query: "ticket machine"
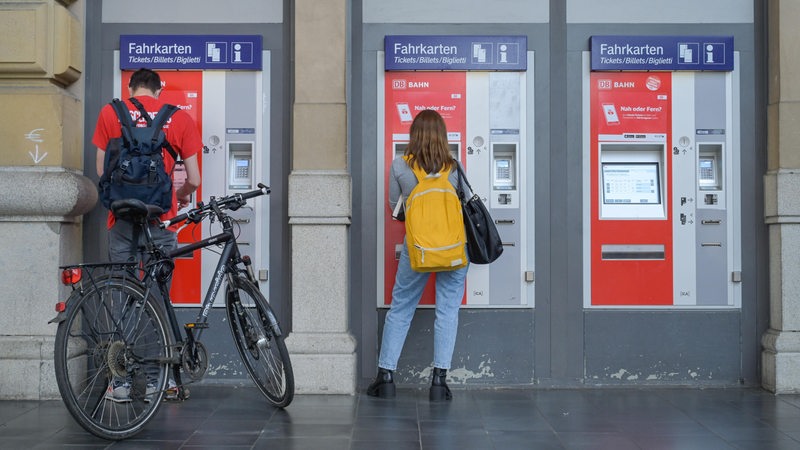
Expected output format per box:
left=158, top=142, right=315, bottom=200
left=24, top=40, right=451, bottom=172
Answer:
left=379, top=36, right=533, bottom=308
left=584, top=42, right=741, bottom=308
left=115, top=37, right=270, bottom=306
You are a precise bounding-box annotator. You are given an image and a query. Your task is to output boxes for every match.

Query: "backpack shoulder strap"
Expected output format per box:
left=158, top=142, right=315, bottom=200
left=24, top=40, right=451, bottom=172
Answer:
left=152, top=104, right=178, bottom=129
left=111, top=99, right=134, bottom=127
left=403, top=155, right=427, bottom=183
left=110, top=99, right=135, bottom=142
left=151, top=104, right=180, bottom=161
left=128, top=97, right=153, bottom=126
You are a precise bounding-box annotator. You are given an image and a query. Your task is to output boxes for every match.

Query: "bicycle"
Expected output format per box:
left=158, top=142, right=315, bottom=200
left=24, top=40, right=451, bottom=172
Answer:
left=50, top=183, right=294, bottom=440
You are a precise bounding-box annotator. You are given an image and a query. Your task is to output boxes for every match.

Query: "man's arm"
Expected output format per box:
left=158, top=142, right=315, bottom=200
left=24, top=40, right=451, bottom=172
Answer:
left=96, top=148, right=105, bottom=177
left=176, top=154, right=201, bottom=208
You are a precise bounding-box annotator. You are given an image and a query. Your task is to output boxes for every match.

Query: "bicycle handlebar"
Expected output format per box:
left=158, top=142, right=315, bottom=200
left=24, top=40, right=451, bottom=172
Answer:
left=161, top=183, right=270, bottom=229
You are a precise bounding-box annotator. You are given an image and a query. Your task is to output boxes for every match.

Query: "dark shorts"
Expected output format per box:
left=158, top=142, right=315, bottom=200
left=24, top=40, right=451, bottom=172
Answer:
left=108, top=219, right=178, bottom=263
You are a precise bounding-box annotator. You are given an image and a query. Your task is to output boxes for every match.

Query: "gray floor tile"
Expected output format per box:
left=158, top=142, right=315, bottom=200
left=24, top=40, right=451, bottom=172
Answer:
left=1, top=385, right=799, bottom=449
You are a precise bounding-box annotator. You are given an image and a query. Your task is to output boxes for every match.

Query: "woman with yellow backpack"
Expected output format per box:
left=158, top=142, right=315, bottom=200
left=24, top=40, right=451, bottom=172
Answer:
left=367, top=109, right=470, bottom=401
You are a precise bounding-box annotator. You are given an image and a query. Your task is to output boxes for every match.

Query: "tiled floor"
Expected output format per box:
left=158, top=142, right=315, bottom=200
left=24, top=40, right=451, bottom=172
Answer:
left=2, top=384, right=800, bottom=449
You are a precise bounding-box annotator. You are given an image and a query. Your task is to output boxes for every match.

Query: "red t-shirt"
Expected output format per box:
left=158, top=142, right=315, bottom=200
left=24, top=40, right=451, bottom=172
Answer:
left=92, top=96, right=202, bottom=228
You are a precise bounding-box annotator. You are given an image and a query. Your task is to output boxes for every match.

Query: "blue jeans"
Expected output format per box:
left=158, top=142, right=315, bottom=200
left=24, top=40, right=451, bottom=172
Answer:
left=378, top=242, right=469, bottom=371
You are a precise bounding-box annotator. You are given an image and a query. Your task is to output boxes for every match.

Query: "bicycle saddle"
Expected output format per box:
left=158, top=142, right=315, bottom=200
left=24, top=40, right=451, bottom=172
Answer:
left=110, top=199, right=164, bottom=223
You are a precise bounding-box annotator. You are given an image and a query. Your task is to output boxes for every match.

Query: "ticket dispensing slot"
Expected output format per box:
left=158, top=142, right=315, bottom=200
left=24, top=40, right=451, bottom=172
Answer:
left=228, top=142, right=253, bottom=190
left=601, top=244, right=665, bottom=260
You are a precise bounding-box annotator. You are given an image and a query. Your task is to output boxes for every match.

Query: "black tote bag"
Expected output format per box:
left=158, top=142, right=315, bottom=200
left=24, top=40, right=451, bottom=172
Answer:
left=455, top=162, right=504, bottom=264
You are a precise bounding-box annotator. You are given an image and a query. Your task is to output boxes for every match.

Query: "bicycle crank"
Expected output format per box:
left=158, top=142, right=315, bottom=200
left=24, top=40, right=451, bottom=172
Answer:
left=180, top=341, right=208, bottom=381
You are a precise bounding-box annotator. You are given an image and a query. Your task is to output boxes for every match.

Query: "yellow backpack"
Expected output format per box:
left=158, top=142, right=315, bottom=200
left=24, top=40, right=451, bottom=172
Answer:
left=403, top=156, right=468, bottom=272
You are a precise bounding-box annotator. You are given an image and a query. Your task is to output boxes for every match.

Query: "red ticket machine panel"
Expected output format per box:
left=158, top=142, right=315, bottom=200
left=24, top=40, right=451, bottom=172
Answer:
left=590, top=72, right=673, bottom=306
left=383, top=71, right=467, bottom=306
left=121, top=70, right=204, bottom=304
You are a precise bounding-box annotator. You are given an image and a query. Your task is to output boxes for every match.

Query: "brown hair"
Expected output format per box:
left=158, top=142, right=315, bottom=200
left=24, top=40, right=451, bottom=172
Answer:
left=404, top=109, right=454, bottom=174
left=128, top=68, right=162, bottom=93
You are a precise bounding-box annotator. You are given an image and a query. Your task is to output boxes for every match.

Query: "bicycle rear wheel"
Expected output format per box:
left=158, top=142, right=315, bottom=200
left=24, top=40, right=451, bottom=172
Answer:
left=54, top=274, right=171, bottom=440
left=226, top=277, right=294, bottom=407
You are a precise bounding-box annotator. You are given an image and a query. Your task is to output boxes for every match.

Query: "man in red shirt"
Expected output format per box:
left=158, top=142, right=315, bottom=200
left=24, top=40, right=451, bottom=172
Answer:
left=92, top=68, right=202, bottom=262
left=92, top=68, right=202, bottom=402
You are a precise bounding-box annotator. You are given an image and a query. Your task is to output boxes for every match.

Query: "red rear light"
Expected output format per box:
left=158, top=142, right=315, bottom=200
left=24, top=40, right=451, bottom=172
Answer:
left=55, top=302, right=66, bottom=313
left=61, top=268, right=81, bottom=285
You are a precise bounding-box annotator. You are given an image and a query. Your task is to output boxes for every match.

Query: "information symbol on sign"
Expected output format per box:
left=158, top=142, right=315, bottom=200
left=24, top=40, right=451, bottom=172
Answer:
left=497, top=42, right=519, bottom=65
left=231, top=42, right=254, bottom=64
left=703, top=43, right=725, bottom=65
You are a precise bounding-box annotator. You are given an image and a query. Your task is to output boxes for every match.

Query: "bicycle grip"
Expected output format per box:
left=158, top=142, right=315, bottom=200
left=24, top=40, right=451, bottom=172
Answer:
left=161, top=213, right=185, bottom=228
left=240, top=183, right=271, bottom=200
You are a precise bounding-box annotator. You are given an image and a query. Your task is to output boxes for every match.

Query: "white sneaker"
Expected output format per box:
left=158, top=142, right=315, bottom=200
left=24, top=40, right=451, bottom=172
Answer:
left=105, top=383, right=131, bottom=403
left=143, top=383, right=158, bottom=403
left=165, top=379, right=179, bottom=400
left=105, top=382, right=158, bottom=403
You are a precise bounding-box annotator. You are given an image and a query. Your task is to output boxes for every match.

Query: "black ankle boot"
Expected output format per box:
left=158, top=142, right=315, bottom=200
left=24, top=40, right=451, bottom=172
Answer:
left=367, top=368, right=396, bottom=398
left=429, top=367, right=452, bottom=401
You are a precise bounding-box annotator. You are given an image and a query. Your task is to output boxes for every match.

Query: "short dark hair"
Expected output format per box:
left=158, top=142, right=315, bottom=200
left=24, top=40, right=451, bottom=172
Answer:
left=128, top=68, right=161, bottom=93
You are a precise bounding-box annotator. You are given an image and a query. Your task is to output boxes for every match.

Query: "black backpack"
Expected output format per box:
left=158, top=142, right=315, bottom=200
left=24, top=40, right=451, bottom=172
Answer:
left=98, top=98, right=179, bottom=212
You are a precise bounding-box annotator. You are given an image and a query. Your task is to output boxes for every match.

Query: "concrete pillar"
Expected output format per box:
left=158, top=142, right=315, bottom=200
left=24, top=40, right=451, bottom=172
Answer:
left=762, top=0, right=800, bottom=393
left=0, top=0, right=95, bottom=399
left=285, top=0, right=356, bottom=394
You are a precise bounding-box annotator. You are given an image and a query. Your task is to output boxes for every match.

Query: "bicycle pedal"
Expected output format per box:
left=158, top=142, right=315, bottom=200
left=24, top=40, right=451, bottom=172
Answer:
left=184, top=323, right=209, bottom=329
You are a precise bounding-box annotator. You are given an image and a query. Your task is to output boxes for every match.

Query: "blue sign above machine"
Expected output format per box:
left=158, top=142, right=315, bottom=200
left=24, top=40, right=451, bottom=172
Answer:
left=385, top=35, right=527, bottom=71
left=120, top=35, right=262, bottom=70
left=591, top=35, right=734, bottom=72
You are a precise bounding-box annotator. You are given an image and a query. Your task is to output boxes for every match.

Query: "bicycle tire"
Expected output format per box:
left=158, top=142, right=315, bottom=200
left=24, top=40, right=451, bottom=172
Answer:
left=225, top=277, right=294, bottom=407
left=54, top=274, right=171, bottom=440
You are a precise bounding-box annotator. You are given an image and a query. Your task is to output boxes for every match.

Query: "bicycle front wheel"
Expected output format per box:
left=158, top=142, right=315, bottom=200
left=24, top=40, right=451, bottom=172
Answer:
left=226, top=277, right=294, bottom=407
left=54, top=274, right=171, bottom=440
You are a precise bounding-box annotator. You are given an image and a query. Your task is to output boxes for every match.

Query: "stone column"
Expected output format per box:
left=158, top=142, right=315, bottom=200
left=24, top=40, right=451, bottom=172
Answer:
left=284, top=0, right=356, bottom=394
left=0, top=0, right=95, bottom=399
left=762, top=0, right=800, bottom=393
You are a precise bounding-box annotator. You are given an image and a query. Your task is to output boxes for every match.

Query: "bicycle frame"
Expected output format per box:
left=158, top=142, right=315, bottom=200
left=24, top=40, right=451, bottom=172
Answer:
left=140, top=212, right=247, bottom=354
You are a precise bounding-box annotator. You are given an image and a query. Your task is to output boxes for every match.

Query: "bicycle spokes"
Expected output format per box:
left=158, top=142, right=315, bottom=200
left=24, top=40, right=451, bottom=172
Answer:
left=226, top=279, right=294, bottom=408
left=54, top=275, right=171, bottom=440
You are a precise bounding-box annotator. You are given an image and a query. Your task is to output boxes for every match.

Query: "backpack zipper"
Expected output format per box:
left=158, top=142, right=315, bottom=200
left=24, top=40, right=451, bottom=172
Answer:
left=414, top=242, right=462, bottom=263
left=407, top=188, right=458, bottom=208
